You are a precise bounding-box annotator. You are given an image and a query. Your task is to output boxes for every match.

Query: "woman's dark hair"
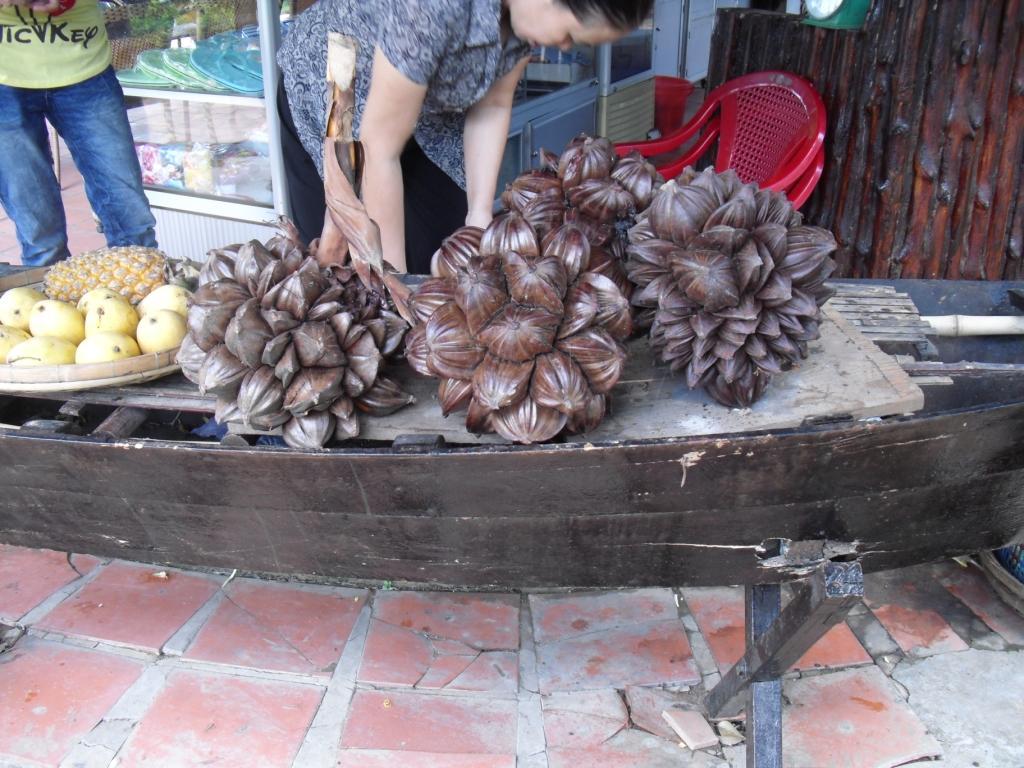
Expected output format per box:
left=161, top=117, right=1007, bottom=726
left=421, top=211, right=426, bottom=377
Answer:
left=559, top=0, right=653, bottom=29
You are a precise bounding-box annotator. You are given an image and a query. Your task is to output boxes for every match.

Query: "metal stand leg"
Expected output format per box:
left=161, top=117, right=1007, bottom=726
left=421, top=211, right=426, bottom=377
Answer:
left=705, top=560, right=865, bottom=768
left=745, top=583, right=783, bottom=767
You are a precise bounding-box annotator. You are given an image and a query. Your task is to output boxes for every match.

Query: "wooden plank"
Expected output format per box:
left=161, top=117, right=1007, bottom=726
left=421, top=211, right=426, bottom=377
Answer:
left=847, top=331, right=932, bottom=341
left=22, top=375, right=212, bottom=412
left=829, top=300, right=920, bottom=311
left=581, top=305, right=922, bottom=442
left=9, top=307, right=923, bottom=443
left=831, top=285, right=902, bottom=296
left=908, top=376, right=955, bottom=387
left=0, top=267, right=47, bottom=291
left=846, top=325, right=931, bottom=336
left=831, top=293, right=913, bottom=303
left=92, top=407, right=149, bottom=440
left=900, top=361, right=1024, bottom=375
left=845, top=317, right=933, bottom=329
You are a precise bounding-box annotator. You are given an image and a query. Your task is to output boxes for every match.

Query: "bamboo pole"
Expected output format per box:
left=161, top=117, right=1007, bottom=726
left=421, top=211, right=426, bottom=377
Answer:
left=921, top=315, right=1024, bottom=336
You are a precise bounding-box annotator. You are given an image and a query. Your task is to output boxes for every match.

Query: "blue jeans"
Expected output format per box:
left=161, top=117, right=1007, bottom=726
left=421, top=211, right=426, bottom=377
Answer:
left=0, top=67, right=157, bottom=266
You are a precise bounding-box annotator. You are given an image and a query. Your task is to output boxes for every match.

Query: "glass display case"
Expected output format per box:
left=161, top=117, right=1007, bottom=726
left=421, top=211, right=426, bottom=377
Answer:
left=516, top=43, right=597, bottom=103
left=105, top=0, right=288, bottom=255
left=127, top=96, right=272, bottom=208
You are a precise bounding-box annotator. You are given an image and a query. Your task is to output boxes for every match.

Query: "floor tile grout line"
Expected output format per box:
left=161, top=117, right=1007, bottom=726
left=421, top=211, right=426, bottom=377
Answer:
left=919, top=562, right=1012, bottom=650
left=291, top=592, right=375, bottom=768
left=673, top=587, right=721, bottom=684
left=518, top=593, right=541, bottom=696
left=160, top=655, right=332, bottom=687
left=58, top=665, right=171, bottom=768
left=516, top=592, right=548, bottom=768
left=161, top=588, right=226, bottom=657
left=14, top=559, right=110, bottom=627
left=353, top=681, right=521, bottom=701
left=22, top=627, right=339, bottom=688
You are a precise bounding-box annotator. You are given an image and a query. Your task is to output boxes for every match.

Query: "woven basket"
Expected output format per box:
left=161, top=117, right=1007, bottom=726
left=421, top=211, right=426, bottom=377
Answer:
left=978, top=548, right=1024, bottom=618
left=103, top=2, right=172, bottom=70
left=109, top=32, right=170, bottom=70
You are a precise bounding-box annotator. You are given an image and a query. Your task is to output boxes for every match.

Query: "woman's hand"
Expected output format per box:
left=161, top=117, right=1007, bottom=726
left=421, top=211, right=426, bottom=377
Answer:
left=465, top=208, right=493, bottom=230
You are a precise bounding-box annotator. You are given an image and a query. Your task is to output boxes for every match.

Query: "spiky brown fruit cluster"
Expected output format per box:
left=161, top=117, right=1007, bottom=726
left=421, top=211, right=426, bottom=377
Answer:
left=404, top=217, right=633, bottom=443
left=625, top=167, right=837, bottom=408
left=497, top=137, right=664, bottom=302
left=178, top=228, right=412, bottom=449
left=394, top=136, right=664, bottom=444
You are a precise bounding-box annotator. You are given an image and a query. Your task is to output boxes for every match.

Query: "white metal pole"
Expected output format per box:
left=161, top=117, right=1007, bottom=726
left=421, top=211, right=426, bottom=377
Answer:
left=257, top=0, right=289, bottom=218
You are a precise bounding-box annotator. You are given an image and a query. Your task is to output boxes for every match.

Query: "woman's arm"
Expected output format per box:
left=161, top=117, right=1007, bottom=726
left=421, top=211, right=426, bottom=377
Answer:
left=463, top=55, right=531, bottom=229
left=359, top=46, right=428, bottom=272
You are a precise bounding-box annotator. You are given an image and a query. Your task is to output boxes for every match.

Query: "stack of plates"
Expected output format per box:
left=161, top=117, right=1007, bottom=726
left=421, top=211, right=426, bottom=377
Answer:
left=116, top=28, right=282, bottom=96
left=190, top=33, right=263, bottom=94
left=133, top=49, right=234, bottom=92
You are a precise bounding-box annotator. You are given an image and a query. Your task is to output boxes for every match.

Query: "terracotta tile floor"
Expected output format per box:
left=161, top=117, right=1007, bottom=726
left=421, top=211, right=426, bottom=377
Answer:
left=2, top=543, right=1023, bottom=767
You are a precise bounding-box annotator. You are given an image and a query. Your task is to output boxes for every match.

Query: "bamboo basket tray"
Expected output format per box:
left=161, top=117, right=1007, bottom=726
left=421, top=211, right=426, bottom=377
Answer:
left=0, top=267, right=181, bottom=393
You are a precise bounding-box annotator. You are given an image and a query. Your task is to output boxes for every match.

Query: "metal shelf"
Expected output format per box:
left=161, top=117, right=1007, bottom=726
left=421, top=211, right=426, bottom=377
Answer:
left=143, top=190, right=275, bottom=224
left=117, top=0, right=290, bottom=256
left=122, top=87, right=264, bottom=107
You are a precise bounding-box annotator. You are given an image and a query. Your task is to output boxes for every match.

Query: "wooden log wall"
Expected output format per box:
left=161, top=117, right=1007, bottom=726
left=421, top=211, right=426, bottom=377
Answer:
left=708, top=2, right=1024, bottom=280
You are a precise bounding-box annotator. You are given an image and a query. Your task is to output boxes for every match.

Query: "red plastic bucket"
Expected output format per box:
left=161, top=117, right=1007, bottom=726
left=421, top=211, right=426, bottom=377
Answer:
left=654, top=76, right=695, bottom=137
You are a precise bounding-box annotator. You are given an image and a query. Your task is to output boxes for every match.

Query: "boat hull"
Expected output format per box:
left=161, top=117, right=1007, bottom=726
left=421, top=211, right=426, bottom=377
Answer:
left=1, top=398, right=1021, bottom=589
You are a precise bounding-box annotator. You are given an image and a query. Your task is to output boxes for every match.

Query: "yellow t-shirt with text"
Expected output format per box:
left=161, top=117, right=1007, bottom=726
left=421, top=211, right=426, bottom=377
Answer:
left=0, top=0, right=110, bottom=89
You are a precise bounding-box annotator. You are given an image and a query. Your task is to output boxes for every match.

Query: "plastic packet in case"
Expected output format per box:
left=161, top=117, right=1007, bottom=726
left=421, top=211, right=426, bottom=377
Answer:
left=136, top=143, right=186, bottom=189
left=213, top=142, right=272, bottom=204
left=184, top=144, right=215, bottom=195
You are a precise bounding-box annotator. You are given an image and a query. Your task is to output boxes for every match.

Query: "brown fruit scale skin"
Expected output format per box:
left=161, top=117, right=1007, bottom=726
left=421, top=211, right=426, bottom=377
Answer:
left=179, top=226, right=412, bottom=450
left=625, top=166, right=838, bottom=408
left=404, top=135, right=659, bottom=444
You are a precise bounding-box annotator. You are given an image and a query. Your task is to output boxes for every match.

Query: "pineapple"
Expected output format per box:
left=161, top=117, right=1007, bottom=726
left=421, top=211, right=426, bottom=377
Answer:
left=44, top=246, right=167, bottom=306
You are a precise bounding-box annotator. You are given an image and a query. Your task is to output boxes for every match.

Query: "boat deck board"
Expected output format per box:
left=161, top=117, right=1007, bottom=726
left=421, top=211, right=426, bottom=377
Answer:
left=830, top=284, right=935, bottom=344
left=13, top=304, right=923, bottom=444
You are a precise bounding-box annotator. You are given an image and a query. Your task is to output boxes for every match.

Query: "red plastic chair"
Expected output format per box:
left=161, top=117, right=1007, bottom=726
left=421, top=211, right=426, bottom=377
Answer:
left=615, top=71, right=827, bottom=209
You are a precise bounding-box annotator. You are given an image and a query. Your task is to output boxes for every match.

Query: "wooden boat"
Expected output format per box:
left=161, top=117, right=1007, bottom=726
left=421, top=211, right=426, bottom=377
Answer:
left=0, top=269, right=1021, bottom=590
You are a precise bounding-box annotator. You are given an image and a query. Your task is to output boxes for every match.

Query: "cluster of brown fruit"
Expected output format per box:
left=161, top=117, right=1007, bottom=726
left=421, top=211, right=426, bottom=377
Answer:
left=626, top=166, right=837, bottom=407
left=178, top=226, right=412, bottom=449
left=185, top=136, right=838, bottom=446
left=401, top=136, right=662, bottom=443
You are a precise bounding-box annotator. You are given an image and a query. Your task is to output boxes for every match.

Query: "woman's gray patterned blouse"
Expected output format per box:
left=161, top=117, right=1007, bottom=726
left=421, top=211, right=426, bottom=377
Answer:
left=278, top=0, right=530, bottom=189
